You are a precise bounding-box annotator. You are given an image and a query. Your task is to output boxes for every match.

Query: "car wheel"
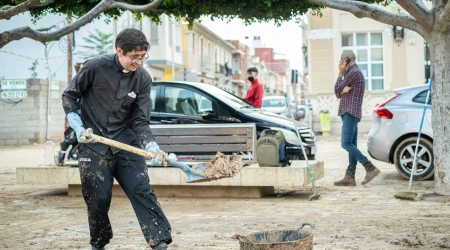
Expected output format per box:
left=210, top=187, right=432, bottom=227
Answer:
left=393, top=137, right=434, bottom=181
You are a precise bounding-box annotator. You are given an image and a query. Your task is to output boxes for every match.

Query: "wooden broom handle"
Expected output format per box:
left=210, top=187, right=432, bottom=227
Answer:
left=80, top=128, right=156, bottom=159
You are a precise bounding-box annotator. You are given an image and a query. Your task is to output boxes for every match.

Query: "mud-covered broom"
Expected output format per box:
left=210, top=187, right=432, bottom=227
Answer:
left=394, top=74, right=433, bottom=201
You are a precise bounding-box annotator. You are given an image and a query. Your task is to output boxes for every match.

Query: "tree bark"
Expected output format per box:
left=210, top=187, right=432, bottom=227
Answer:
left=395, top=0, right=433, bottom=29
left=428, top=34, right=450, bottom=195
left=0, top=0, right=163, bottom=49
left=0, top=0, right=39, bottom=20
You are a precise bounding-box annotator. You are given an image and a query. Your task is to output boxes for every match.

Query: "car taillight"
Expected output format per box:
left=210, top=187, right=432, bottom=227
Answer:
left=374, top=93, right=400, bottom=119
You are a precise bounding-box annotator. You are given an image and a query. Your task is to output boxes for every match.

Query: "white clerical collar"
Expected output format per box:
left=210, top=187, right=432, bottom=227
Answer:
left=123, top=69, right=129, bottom=73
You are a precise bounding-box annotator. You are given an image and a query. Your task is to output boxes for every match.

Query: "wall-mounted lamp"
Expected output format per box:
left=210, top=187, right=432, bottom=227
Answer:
left=301, top=44, right=307, bottom=55
left=393, top=26, right=404, bottom=46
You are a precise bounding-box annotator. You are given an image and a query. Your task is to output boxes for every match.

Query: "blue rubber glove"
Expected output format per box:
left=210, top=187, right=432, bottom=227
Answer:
left=145, top=141, right=160, bottom=153
left=66, top=112, right=95, bottom=143
left=145, top=141, right=165, bottom=166
left=145, top=141, right=177, bottom=167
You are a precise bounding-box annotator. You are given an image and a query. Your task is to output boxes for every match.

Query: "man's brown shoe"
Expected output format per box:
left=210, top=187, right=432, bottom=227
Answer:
left=334, top=170, right=356, bottom=186
left=362, top=161, right=380, bottom=185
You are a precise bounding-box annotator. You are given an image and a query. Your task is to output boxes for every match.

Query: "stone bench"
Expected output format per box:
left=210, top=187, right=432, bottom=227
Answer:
left=16, top=160, right=324, bottom=198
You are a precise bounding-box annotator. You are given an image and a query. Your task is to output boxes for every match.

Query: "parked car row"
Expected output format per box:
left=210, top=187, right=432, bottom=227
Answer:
left=261, top=96, right=306, bottom=121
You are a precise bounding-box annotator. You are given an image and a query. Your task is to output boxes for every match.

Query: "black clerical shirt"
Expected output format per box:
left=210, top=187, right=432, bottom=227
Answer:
left=62, top=54, right=154, bottom=154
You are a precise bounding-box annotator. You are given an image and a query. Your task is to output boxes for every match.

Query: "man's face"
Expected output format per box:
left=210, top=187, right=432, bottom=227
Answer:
left=117, top=48, right=148, bottom=71
left=339, top=53, right=346, bottom=64
left=247, top=72, right=257, bottom=78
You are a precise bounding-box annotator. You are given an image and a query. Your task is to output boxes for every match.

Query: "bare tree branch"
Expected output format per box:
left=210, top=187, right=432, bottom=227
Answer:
left=396, top=0, right=433, bottom=28
left=0, top=0, right=40, bottom=20
left=0, top=0, right=164, bottom=49
left=415, top=0, right=430, bottom=10
left=432, top=0, right=448, bottom=11
left=110, top=0, right=164, bottom=11
left=308, top=0, right=425, bottom=37
left=0, top=5, right=12, bottom=11
left=436, top=0, right=450, bottom=30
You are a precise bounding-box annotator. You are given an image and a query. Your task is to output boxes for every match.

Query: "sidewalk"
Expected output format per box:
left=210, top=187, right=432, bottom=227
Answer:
left=1, top=135, right=448, bottom=250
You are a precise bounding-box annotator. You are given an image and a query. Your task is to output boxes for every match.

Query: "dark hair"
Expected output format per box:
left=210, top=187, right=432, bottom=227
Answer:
left=115, top=28, right=150, bottom=54
left=247, top=67, right=258, bottom=74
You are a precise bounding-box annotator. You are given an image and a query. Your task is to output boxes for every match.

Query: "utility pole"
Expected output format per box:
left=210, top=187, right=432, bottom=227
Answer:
left=44, top=42, right=52, bottom=140
left=67, top=17, right=72, bottom=85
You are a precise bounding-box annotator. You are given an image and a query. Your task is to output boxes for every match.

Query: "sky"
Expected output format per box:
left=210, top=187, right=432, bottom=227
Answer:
left=199, top=18, right=304, bottom=71
left=0, top=13, right=303, bottom=82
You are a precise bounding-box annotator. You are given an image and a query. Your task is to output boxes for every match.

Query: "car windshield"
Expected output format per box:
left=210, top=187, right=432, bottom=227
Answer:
left=262, top=99, right=286, bottom=107
left=192, top=83, right=254, bottom=109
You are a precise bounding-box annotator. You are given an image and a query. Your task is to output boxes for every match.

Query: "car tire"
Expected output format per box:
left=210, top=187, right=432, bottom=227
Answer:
left=393, top=137, right=434, bottom=181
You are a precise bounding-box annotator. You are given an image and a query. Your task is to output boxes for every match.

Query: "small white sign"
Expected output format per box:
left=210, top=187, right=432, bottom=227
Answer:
left=1, top=79, right=27, bottom=99
left=307, top=29, right=336, bottom=40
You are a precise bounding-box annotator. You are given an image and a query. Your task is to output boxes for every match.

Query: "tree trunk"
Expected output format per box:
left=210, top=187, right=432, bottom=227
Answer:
left=429, top=34, right=450, bottom=195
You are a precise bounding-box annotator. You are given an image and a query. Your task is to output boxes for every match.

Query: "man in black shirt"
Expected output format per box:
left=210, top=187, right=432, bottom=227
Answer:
left=62, top=28, right=171, bottom=250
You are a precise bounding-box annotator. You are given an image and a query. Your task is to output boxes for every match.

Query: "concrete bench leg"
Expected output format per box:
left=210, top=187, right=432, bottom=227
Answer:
left=68, top=185, right=275, bottom=198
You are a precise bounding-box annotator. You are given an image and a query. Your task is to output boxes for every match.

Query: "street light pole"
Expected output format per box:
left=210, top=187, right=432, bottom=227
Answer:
left=171, top=19, right=176, bottom=80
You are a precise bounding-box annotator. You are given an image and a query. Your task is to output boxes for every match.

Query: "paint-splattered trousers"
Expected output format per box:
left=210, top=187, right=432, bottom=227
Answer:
left=78, top=142, right=172, bottom=249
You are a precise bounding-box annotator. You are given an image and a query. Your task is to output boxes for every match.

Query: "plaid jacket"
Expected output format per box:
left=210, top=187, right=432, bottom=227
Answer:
left=334, top=64, right=365, bottom=119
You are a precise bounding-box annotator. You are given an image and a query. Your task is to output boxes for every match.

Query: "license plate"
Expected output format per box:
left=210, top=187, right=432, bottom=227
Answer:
left=310, top=146, right=317, bottom=155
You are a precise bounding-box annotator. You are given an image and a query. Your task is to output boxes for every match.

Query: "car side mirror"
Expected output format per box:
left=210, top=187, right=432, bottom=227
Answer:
left=201, top=111, right=218, bottom=119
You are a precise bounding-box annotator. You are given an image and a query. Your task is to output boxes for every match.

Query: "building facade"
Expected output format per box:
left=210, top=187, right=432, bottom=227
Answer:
left=253, top=47, right=292, bottom=101
left=140, top=14, right=183, bottom=81
left=229, top=40, right=250, bottom=97
left=178, top=22, right=244, bottom=95
left=304, top=3, right=430, bottom=134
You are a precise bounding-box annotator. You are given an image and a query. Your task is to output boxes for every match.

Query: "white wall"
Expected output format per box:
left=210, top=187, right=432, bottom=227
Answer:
left=0, top=79, right=67, bottom=145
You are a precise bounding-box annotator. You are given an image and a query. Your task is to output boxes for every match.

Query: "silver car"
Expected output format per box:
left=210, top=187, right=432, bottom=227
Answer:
left=367, top=84, right=433, bottom=180
left=262, top=96, right=288, bottom=117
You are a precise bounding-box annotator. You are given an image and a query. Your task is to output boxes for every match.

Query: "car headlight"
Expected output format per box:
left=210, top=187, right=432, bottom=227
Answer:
left=269, top=127, right=299, bottom=144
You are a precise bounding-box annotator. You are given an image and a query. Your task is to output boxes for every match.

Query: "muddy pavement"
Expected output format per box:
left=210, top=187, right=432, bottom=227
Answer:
left=1, top=135, right=450, bottom=250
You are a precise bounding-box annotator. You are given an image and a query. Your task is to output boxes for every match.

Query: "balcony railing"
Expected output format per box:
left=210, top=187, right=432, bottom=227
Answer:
left=216, top=64, right=225, bottom=75
left=216, top=63, right=232, bottom=76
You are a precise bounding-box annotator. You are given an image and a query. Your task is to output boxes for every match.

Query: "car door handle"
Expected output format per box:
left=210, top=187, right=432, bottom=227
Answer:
left=161, top=120, right=174, bottom=124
